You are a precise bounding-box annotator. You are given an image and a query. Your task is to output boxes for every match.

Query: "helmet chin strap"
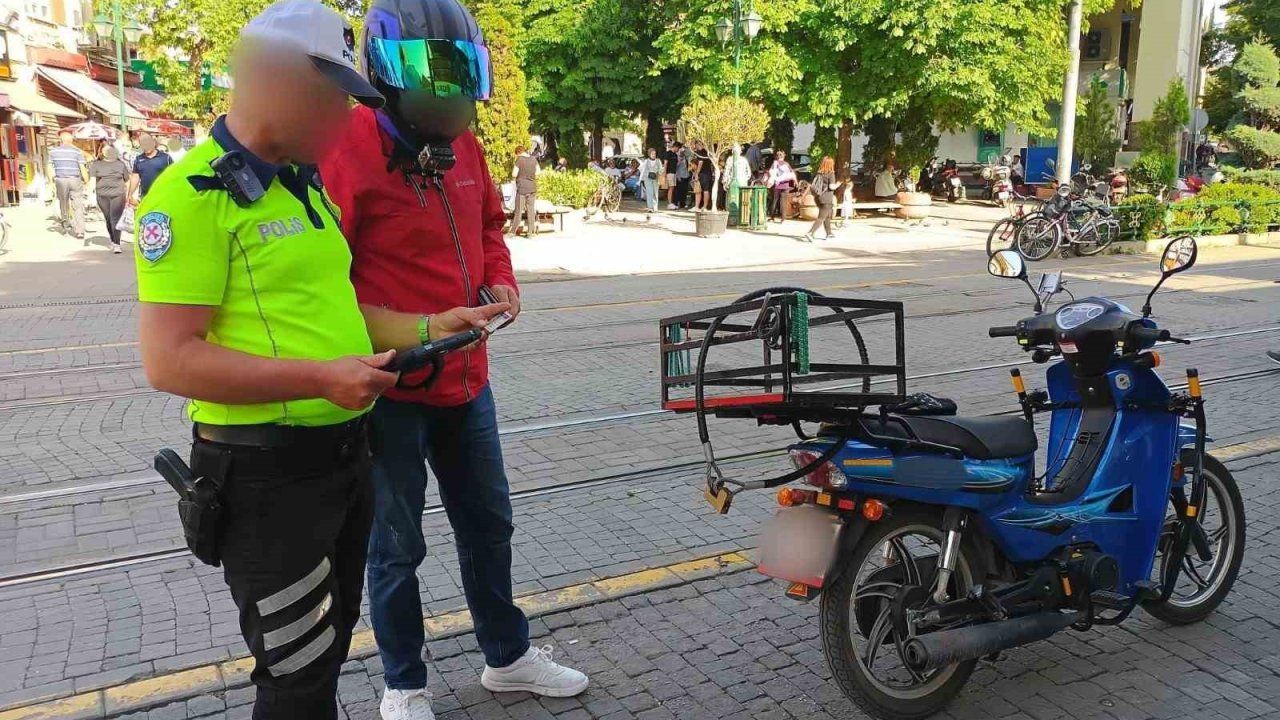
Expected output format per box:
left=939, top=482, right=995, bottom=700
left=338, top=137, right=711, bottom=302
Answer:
left=376, top=107, right=463, bottom=177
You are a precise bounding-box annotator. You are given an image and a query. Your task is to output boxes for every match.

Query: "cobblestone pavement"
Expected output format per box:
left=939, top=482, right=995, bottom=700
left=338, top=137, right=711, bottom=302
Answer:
left=112, top=449, right=1280, bottom=720
left=2, top=240, right=1280, bottom=718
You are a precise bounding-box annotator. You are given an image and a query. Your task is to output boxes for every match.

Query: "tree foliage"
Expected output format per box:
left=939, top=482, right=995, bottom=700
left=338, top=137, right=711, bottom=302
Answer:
left=1136, top=79, right=1190, bottom=154
left=678, top=96, right=768, bottom=211
left=469, top=0, right=530, bottom=181
left=1225, top=0, right=1280, bottom=49
left=116, top=0, right=362, bottom=121
left=1226, top=42, right=1280, bottom=168
left=1076, top=75, right=1120, bottom=168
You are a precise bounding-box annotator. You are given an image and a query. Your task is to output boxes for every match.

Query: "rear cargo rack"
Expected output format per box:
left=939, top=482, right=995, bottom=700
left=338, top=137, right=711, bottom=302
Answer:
left=660, top=290, right=907, bottom=418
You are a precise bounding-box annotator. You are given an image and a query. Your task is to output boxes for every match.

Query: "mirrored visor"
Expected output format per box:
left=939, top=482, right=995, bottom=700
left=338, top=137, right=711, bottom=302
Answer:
left=366, top=38, right=492, bottom=100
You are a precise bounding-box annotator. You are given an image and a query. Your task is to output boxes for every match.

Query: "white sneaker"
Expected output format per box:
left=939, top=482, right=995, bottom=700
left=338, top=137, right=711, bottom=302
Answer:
left=380, top=688, right=435, bottom=720
left=480, top=644, right=589, bottom=697
left=667, top=203, right=677, bottom=210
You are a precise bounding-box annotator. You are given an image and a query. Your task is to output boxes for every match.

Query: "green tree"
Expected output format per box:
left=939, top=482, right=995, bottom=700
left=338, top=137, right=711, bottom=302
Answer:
left=678, top=96, right=769, bottom=211
left=1225, top=0, right=1280, bottom=48
left=1225, top=42, right=1280, bottom=168
left=1076, top=75, right=1121, bottom=168
left=118, top=0, right=361, bottom=120
left=1136, top=78, right=1190, bottom=154
left=469, top=0, right=531, bottom=181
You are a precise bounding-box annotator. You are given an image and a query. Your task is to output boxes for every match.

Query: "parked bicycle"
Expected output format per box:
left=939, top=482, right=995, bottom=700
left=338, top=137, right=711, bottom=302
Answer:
left=584, top=180, right=622, bottom=220
left=1016, top=185, right=1119, bottom=261
left=986, top=191, right=1043, bottom=256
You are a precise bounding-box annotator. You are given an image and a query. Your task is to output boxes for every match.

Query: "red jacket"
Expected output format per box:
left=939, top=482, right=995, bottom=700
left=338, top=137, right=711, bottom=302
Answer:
left=320, top=106, right=517, bottom=407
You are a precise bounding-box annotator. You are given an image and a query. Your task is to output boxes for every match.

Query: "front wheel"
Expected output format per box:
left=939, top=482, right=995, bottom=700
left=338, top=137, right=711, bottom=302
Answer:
left=1143, top=453, right=1246, bottom=625
left=820, top=510, right=982, bottom=720
left=1076, top=218, right=1118, bottom=256
left=987, top=217, right=1020, bottom=256
left=1016, top=214, right=1060, bottom=261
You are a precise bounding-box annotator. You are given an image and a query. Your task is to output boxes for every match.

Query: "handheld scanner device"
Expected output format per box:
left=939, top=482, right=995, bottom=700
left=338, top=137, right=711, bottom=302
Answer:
left=386, top=328, right=484, bottom=375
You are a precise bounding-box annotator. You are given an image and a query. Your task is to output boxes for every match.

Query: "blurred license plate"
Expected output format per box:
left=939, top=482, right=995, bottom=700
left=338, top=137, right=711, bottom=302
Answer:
left=757, top=505, right=843, bottom=588
left=998, top=191, right=1011, bottom=200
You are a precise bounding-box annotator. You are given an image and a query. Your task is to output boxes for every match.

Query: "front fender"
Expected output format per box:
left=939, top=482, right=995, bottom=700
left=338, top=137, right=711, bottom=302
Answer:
left=1178, top=422, right=1212, bottom=449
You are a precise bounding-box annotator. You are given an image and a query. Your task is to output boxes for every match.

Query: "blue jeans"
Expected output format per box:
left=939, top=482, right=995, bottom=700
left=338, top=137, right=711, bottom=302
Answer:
left=367, top=388, right=530, bottom=690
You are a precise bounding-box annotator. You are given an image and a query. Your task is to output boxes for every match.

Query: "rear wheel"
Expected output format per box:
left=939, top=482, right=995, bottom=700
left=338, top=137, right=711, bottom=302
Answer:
left=820, top=510, right=982, bottom=720
left=1016, top=214, right=1060, bottom=261
left=1076, top=218, right=1118, bottom=256
left=1143, top=453, right=1245, bottom=625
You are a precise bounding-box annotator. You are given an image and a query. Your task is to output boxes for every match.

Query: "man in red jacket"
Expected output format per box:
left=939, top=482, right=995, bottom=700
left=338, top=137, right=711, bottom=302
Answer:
left=319, top=1, right=587, bottom=718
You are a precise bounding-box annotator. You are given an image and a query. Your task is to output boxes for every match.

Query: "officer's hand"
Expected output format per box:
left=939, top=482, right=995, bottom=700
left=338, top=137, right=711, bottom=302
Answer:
left=429, top=303, right=512, bottom=343
left=488, top=285, right=522, bottom=321
left=320, top=350, right=399, bottom=410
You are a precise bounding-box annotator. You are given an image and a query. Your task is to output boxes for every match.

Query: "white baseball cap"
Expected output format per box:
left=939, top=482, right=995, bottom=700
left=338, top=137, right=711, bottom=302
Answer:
left=241, top=0, right=384, bottom=108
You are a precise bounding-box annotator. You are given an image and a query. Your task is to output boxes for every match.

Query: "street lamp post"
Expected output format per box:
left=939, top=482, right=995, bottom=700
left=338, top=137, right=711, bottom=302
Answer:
left=92, top=5, right=144, bottom=134
left=715, top=2, right=761, bottom=221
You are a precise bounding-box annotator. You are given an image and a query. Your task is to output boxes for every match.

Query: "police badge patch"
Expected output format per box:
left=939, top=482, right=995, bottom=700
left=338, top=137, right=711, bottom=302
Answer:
left=138, top=211, right=173, bottom=262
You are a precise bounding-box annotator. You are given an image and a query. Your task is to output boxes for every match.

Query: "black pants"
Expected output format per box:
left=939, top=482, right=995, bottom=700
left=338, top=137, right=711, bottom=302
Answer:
left=808, top=201, right=834, bottom=237
left=191, top=430, right=373, bottom=720
left=97, top=192, right=125, bottom=247
left=769, top=187, right=789, bottom=220
left=675, top=177, right=691, bottom=208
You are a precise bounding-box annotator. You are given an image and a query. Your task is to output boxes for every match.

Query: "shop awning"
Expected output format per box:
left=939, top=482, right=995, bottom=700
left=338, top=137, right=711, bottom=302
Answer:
left=0, top=79, right=84, bottom=122
left=37, top=66, right=146, bottom=128
left=94, top=81, right=166, bottom=116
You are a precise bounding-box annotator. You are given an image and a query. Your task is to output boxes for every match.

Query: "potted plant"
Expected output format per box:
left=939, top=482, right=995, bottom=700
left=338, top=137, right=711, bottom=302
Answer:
left=895, top=168, right=932, bottom=220
left=678, top=96, right=770, bottom=237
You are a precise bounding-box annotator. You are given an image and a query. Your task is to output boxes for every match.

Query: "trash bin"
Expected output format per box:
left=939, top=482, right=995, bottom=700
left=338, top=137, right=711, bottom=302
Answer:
left=738, top=186, right=768, bottom=230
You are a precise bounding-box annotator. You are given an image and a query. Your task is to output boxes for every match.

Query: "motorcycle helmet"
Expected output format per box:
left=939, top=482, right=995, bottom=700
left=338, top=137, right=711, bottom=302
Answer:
left=363, top=0, right=493, bottom=150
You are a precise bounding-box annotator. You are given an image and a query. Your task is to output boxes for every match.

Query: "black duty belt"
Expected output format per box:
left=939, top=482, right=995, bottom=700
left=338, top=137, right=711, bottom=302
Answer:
left=194, top=417, right=365, bottom=448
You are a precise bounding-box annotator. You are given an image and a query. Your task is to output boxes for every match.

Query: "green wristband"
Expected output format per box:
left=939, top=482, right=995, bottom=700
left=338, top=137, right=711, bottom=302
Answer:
left=418, top=315, right=432, bottom=344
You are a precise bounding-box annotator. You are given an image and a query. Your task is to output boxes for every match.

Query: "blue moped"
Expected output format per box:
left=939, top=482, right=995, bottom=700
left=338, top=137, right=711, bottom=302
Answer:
left=661, top=237, right=1245, bottom=719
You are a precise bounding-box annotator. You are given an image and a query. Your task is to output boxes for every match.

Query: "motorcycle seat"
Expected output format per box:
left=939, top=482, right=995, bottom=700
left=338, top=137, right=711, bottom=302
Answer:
left=879, top=415, right=1037, bottom=460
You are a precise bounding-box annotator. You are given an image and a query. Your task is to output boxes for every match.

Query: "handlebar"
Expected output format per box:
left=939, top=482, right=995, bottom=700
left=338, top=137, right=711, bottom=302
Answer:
left=386, top=328, right=484, bottom=374
left=989, top=326, right=1020, bottom=338
left=1127, top=325, right=1169, bottom=346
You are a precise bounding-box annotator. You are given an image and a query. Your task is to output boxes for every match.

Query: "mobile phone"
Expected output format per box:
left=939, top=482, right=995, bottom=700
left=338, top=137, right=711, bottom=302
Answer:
left=478, top=285, right=515, bottom=334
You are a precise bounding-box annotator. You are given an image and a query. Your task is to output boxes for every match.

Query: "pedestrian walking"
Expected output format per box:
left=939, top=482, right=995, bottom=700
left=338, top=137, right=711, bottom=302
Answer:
left=664, top=142, right=679, bottom=209
left=694, top=141, right=714, bottom=210
left=318, top=1, right=589, bottom=717
left=47, top=131, right=87, bottom=239
left=88, top=145, right=130, bottom=254
left=133, top=4, right=505, bottom=717
left=510, top=144, right=539, bottom=237
left=674, top=141, right=692, bottom=209
left=639, top=148, right=663, bottom=213
left=128, top=132, right=173, bottom=204
left=802, top=156, right=841, bottom=242
left=766, top=149, right=796, bottom=222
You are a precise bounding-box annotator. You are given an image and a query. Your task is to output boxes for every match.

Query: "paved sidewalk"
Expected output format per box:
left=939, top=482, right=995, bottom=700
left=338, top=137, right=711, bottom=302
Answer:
left=112, top=453, right=1280, bottom=720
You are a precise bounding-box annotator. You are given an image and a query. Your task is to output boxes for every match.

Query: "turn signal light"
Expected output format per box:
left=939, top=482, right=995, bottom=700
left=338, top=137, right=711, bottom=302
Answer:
left=862, top=498, right=887, bottom=522
left=1149, top=352, right=1161, bottom=368
left=777, top=487, right=816, bottom=507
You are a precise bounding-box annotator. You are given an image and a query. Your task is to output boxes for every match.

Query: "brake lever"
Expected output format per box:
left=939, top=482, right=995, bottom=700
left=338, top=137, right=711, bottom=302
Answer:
left=1167, top=336, right=1192, bottom=345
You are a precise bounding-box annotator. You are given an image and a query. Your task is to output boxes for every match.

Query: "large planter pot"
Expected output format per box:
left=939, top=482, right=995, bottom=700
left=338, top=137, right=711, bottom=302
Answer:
left=896, top=191, right=932, bottom=220
left=695, top=210, right=730, bottom=237
left=797, top=192, right=819, bottom=221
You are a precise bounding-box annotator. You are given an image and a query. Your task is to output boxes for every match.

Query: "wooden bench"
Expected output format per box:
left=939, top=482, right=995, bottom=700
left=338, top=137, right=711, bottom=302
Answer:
left=505, top=206, right=571, bottom=233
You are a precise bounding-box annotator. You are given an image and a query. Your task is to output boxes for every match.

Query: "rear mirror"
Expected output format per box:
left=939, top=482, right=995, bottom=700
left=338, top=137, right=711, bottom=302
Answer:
left=1160, top=236, right=1198, bottom=276
left=988, top=250, right=1026, bottom=280
left=1143, top=236, right=1198, bottom=317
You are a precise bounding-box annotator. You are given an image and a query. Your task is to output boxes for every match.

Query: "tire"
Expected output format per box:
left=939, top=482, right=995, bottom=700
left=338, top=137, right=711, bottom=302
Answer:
left=1016, top=214, right=1060, bottom=261
left=820, top=509, right=983, bottom=720
left=1143, top=453, right=1246, bottom=625
left=987, top=217, right=1020, bottom=256
left=1076, top=219, right=1118, bottom=256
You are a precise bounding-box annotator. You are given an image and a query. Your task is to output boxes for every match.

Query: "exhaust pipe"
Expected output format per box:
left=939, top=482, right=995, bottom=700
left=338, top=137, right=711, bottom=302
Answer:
left=903, top=611, right=1080, bottom=673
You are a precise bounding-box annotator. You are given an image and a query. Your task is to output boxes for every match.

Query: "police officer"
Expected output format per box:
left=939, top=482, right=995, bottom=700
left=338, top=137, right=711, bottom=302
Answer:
left=134, top=2, right=508, bottom=718
left=319, top=1, right=587, bottom=718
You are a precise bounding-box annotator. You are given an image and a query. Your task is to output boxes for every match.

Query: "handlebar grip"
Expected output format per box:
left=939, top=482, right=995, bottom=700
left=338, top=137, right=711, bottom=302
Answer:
left=387, top=328, right=483, bottom=374
left=989, top=326, right=1020, bottom=338
left=1127, top=325, right=1169, bottom=346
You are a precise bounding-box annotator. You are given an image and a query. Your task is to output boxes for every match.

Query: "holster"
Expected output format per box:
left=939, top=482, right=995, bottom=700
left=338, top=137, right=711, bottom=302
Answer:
left=155, top=446, right=229, bottom=567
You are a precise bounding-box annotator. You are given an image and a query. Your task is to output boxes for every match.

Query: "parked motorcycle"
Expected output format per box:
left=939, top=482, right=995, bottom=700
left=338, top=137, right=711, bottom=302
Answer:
left=941, top=159, right=964, bottom=202
left=980, top=154, right=1014, bottom=208
left=1107, top=167, right=1129, bottom=204
left=917, top=157, right=941, bottom=196
left=661, top=236, right=1244, bottom=719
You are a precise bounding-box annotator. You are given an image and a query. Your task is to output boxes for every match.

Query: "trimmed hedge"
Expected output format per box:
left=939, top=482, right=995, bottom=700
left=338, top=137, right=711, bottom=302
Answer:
left=1168, top=183, right=1280, bottom=234
left=1114, top=193, right=1165, bottom=240
left=1221, top=168, right=1280, bottom=191
left=537, top=170, right=610, bottom=209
